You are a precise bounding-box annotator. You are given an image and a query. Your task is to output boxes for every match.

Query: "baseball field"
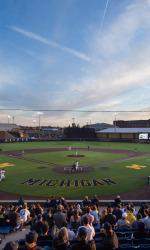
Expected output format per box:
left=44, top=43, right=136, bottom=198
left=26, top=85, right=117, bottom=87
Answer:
left=0, top=141, right=150, bottom=199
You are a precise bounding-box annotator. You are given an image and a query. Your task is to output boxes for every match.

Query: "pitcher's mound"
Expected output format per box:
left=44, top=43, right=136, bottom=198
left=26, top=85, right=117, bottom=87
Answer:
left=67, top=154, right=85, bottom=158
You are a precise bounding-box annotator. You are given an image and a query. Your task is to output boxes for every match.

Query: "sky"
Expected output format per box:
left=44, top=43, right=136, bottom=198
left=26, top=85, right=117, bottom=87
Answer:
left=0, top=0, right=150, bottom=126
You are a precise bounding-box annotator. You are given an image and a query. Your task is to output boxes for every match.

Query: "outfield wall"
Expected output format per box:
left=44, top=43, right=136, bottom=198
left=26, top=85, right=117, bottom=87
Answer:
left=0, top=200, right=150, bottom=206
left=96, top=132, right=150, bottom=143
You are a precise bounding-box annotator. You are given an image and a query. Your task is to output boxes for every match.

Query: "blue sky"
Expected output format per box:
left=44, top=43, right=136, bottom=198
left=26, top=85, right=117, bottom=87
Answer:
left=0, top=0, right=150, bottom=126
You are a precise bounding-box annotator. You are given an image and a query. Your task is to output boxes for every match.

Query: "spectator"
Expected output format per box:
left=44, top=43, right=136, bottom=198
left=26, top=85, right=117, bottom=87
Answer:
left=90, top=205, right=99, bottom=225
left=113, top=205, right=122, bottom=221
left=100, top=208, right=107, bottom=226
left=0, top=206, right=5, bottom=219
left=75, top=204, right=82, bottom=215
left=34, top=203, right=43, bottom=216
left=114, top=195, right=121, bottom=207
left=82, top=207, right=94, bottom=225
left=132, top=213, right=143, bottom=230
left=53, top=205, right=67, bottom=229
left=53, top=227, right=70, bottom=250
left=133, top=221, right=149, bottom=239
left=138, top=203, right=149, bottom=218
left=126, top=207, right=136, bottom=225
left=77, top=216, right=95, bottom=241
left=49, top=196, right=58, bottom=210
left=42, top=208, right=53, bottom=229
left=7, top=206, right=22, bottom=230
left=67, top=204, right=74, bottom=222
left=58, top=197, right=68, bottom=209
left=70, top=209, right=81, bottom=230
left=37, top=223, right=52, bottom=246
left=104, top=207, right=116, bottom=228
left=0, top=206, right=9, bottom=226
left=142, top=208, right=150, bottom=230
left=44, top=199, right=51, bottom=209
left=116, top=213, right=131, bottom=230
left=18, top=197, right=24, bottom=207
left=71, top=227, right=96, bottom=250
left=82, top=196, right=91, bottom=207
left=3, top=241, right=19, bottom=250
left=31, top=214, right=49, bottom=236
left=19, top=231, right=38, bottom=250
left=91, top=195, right=99, bottom=207
left=100, top=222, right=118, bottom=250
left=29, top=204, right=36, bottom=222
left=20, top=203, right=31, bottom=227
left=61, top=221, right=76, bottom=241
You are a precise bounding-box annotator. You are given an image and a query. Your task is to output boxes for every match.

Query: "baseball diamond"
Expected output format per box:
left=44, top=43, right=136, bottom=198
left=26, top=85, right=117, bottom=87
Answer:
left=0, top=141, right=150, bottom=200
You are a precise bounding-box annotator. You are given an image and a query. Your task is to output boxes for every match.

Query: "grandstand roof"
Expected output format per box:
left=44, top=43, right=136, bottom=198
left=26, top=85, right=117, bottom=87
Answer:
left=97, top=127, right=150, bottom=133
left=42, top=128, right=59, bottom=131
left=0, top=123, right=19, bottom=131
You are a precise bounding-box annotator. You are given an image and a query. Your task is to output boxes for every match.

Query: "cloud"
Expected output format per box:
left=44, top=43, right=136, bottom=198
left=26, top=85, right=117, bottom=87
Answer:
left=99, top=0, right=111, bottom=32
left=75, top=1, right=150, bottom=107
left=9, top=25, right=91, bottom=62
left=1, top=0, right=150, bottom=126
left=94, top=0, right=150, bottom=55
left=61, top=59, right=150, bottom=110
left=45, top=0, right=150, bottom=118
left=0, top=65, right=20, bottom=87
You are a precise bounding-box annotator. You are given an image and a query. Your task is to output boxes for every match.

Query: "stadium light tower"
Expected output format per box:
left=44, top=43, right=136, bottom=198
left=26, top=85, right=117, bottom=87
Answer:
left=33, top=119, right=36, bottom=127
left=72, top=117, right=76, bottom=127
left=7, top=115, right=11, bottom=124
left=12, top=116, right=15, bottom=124
left=37, top=112, right=43, bottom=129
left=114, top=112, right=118, bottom=132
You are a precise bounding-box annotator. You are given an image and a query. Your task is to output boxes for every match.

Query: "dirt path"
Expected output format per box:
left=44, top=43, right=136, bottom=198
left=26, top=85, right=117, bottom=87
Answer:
left=1, top=147, right=146, bottom=156
left=0, top=184, right=150, bottom=201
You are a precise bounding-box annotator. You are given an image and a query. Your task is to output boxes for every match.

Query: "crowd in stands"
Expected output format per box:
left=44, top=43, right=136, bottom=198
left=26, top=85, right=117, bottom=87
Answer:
left=1, top=195, right=150, bottom=250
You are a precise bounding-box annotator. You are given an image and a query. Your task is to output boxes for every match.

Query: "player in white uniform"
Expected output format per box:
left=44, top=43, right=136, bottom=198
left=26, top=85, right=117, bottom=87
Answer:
left=75, top=161, right=79, bottom=171
left=0, top=169, right=6, bottom=181
left=72, top=161, right=79, bottom=172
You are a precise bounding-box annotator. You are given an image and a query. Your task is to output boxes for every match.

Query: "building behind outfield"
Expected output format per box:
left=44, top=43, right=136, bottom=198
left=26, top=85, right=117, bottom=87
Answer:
left=96, top=127, right=150, bottom=142
left=113, top=119, right=150, bottom=128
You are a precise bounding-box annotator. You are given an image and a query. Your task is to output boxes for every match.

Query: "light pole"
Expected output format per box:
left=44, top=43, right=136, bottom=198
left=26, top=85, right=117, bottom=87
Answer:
left=37, top=112, right=43, bottom=129
left=33, top=119, right=36, bottom=127
left=7, top=115, right=11, bottom=124
left=12, top=116, right=15, bottom=124
left=114, top=112, right=118, bottom=132
left=90, top=120, right=92, bottom=128
left=72, top=117, right=75, bottom=127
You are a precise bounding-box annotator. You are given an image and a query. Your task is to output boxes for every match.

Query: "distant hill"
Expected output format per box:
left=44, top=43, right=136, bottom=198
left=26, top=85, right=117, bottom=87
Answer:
left=84, top=123, right=114, bottom=131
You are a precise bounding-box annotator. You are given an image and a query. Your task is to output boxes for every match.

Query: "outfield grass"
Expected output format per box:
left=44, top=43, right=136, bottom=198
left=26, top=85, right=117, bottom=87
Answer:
left=0, top=141, right=150, bottom=198
left=0, top=140, right=150, bottom=152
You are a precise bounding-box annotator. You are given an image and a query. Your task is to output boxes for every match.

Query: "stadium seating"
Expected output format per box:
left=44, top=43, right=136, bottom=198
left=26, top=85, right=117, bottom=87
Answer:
left=1, top=199, right=150, bottom=250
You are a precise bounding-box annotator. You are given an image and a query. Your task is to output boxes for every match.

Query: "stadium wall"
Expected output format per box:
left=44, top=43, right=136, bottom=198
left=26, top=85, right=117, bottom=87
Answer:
left=96, top=132, right=148, bottom=142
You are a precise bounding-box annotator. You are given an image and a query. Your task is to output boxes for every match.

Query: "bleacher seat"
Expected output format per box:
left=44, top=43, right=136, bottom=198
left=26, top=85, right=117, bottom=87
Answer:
left=0, top=226, right=13, bottom=237
left=133, top=238, right=150, bottom=245
left=119, top=244, right=139, bottom=249
left=37, top=239, right=53, bottom=247
left=140, top=244, right=150, bottom=249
